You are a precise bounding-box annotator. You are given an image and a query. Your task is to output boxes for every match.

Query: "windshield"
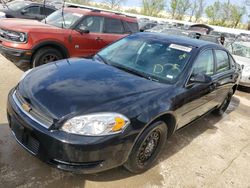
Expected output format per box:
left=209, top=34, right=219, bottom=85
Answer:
left=7, top=1, right=30, bottom=10
left=97, top=35, right=193, bottom=84
left=42, top=10, right=83, bottom=29
left=227, top=43, right=250, bottom=58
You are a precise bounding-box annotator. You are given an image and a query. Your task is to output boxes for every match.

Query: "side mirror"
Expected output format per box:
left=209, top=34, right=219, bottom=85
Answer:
left=76, top=26, right=90, bottom=34
left=189, top=73, right=212, bottom=84
left=21, top=9, right=28, bottom=15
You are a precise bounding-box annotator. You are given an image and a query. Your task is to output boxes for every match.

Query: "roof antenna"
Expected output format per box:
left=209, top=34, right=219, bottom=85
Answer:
left=43, top=0, right=46, bottom=23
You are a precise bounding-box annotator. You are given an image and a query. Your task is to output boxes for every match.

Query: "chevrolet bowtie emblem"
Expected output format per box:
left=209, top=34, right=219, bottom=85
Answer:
left=22, top=103, right=31, bottom=112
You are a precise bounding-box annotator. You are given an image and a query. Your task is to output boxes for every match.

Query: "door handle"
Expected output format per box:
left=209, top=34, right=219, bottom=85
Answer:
left=96, top=37, right=103, bottom=41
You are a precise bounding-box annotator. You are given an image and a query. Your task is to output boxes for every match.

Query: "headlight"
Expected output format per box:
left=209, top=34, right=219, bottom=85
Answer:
left=61, top=113, right=130, bottom=136
left=4, top=30, right=27, bottom=43
left=20, top=69, right=32, bottom=82
left=0, top=12, right=5, bottom=18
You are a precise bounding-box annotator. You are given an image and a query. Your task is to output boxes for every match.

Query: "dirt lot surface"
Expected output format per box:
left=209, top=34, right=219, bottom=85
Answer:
left=0, top=54, right=250, bottom=188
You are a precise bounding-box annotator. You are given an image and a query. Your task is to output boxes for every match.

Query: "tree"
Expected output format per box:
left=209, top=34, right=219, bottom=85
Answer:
left=194, top=0, right=205, bottom=22
left=205, top=1, right=221, bottom=25
left=102, top=0, right=126, bottom=10
left=189, top=0, right=198, bottom=21
left=175, top=0, right=191, bottom=20
left=169, top=0, right=178, bottom=18
left=205, top=1, right=245, bottom=27
left=230, top=5, right=246, bottom=28
left=169, top=0, right=191, bottom=20
left=141, top=0, right=165, bottom=16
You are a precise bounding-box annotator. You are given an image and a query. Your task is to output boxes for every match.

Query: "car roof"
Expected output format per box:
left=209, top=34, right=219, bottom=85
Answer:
left=136, top=32, right=224, bottom=49
left=64, top=8, right=137, bottom=22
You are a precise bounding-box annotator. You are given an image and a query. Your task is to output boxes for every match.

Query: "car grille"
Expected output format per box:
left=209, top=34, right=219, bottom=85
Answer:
left=11, top=116, right=40, bottom=155
left=13, top=90, right=54, bottom=129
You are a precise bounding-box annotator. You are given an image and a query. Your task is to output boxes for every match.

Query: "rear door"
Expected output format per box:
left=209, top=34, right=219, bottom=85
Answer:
left=102, top=17, right=128, bottom=46
left=212, top=50, right=237, bottom=105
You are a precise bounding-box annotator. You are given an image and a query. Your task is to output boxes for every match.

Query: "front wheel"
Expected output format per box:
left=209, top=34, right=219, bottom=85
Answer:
left=213, top=89, right=233, bottom=116
left=124, top=121, right=168, bottom=173
left=32, top=47, right=63, bottom=67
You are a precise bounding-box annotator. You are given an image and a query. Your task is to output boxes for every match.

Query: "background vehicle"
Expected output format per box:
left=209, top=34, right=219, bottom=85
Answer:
left=226, top=41, right=250, bottom=88
left=0, top=0, right=57, bottom=20
left=0, top=7, right=139, bottom=70
left=8, top=33, right=240, bottom=174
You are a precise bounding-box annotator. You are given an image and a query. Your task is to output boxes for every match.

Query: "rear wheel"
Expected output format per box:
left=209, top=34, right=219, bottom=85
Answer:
left=124, top=121, right=168, bottom=173
left=213, top=89, right=233, bottom=116
left=32, top=47, right=63, bottom=67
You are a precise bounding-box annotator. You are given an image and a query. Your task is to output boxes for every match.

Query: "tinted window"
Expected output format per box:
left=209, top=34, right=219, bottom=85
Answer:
left=215, top=50, right=230, bottom=73
left=123, top=21, right=139, bottom=33
left=192, top=50, right=214, bottom=76
left=41, top=7, right=55, bottom=16
left=104, top=18, right=124, bottom=34
left=78, top=16, right=104, bottom=33
left=24, top=6, right=40, bottom=14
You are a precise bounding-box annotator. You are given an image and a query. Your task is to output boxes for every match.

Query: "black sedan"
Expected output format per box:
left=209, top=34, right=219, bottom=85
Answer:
left=0, top=1, right=56, bottom=20
left=7, top=33, right=240, bottom=174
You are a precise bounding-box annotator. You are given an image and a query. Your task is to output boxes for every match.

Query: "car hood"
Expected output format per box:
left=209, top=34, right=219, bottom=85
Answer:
left=18, top=58, right=167, bottom=120
left=233, top=55, right=250, bottom=67
left=0, top=18, right=57, bottom=32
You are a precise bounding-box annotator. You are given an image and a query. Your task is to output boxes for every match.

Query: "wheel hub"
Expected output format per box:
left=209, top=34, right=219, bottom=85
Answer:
left=137, top=129, right=161, bottom=166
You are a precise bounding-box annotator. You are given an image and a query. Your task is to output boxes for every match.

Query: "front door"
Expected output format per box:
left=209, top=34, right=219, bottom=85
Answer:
left=70, top=16, right=106, bottom=57
left=176, top=49, right=218, bottom=128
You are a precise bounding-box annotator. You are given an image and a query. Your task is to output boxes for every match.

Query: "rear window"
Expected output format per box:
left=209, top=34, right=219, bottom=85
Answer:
left=104, top=18, right=124, bottom=34
left=215, top=50, right=230, bottom=73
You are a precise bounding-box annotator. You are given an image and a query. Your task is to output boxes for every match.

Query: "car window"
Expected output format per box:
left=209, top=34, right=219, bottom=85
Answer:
left=78, top=16, right=104, bottom=33
left=123, top=21, right=139, bottom=33
left=41, top=7, right=55, bottom=16
left=192, top=50, right=214, bottom=76
left=104, top=18, right=124, bottom=34
left=24, top=6, right=40, bottom=15
left=215, top=50, right=230, bottom=73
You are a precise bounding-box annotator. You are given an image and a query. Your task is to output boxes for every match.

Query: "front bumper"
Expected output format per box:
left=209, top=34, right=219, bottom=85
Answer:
left=0, top=44, right=31, bottom=70
left=7, top=89, right=137, bottom=173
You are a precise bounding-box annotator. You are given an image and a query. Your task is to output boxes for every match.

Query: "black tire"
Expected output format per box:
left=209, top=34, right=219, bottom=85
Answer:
left=213, top=89, right=233, bottom=116
left=124, top=121, right=168, bottom=174
left=32, top=47, right=63, bottom=67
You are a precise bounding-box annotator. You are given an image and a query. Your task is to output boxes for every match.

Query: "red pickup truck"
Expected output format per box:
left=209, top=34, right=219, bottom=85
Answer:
left=0, top=7, right=139, bottom=70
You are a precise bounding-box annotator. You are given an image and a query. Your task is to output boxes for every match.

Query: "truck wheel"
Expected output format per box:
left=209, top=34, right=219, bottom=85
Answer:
left=124, top=121, right=168, bottom=174
left=32, top=47, right=63, bottom=67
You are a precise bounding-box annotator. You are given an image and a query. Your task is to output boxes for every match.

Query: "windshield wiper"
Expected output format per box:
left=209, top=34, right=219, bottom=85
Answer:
left=112, top=63, right=159, bottom=82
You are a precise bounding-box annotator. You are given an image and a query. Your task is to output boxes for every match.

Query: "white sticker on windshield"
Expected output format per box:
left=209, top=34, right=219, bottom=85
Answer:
left=166, top=75, right=174, bottom=79
left=169, top=44, right=192, bottom=52
left=72, top=13, right=82, bottom=17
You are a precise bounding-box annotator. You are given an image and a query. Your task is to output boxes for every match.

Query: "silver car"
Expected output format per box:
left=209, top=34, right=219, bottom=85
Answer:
left=226, top=41, right=250, bottom=87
